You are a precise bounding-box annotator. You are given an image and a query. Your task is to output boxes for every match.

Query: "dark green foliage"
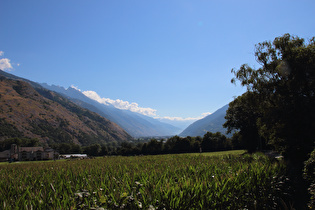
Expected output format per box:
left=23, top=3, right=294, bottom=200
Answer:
left=141, top=139, right=163, bottom=155
left=224, top=92, right=262, bottom=153
left=163, top=135, right=180, bottom=153
left=304, top=149, right=315, bottom=181
left=30, top=120, right=73, bottom=144
left=83, top=144, right=101, bottom=156
left=225, top=34, right=315, bottom=208
left=201, top=132, right=229, bottom=152
left=0, top=118, right=23, bottom=138
left=225, top=34, right=315, bottom=161
left=51, top=143, right=83, bottom=154
left=173, top=137, right=191, bottom=153
left=47, top=132, right=233, bottom=157
left=0, top=137, right=39, bottom=151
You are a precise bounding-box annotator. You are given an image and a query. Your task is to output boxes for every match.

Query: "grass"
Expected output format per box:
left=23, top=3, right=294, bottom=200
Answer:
left=0, top=150, right=289, bottom=209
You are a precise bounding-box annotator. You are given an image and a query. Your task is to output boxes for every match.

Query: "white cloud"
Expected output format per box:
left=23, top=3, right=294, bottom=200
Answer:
left=0, top=58, right=13, bottom=71
left=201, top=112, right=211, bottom=117
left=70, top=85, right=81, bottom=91
left=0, top=51, right=16, bottom=71
left=78, top=88, right=212, bottom=121
left=155, top=116, right=200, bottom=121
left=155, top=112, right=212, bottom=122
left=155, top=112, right=211, bottom=121
left=82, top=90, right=157, bottom=116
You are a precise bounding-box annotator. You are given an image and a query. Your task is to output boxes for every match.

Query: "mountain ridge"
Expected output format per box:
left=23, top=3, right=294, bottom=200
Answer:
left=179, top=104, right=230, bottom=137
left=41, top=83, right=182, bottom=137
left=0, top=70, right=132, bottom=145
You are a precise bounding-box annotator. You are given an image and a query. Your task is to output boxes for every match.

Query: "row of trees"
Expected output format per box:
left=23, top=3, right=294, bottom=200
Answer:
left=1, top=131, right=247, bottom=157
left=47, top=132, right=237, bottom=156
left=118, top=132, right=233, bottom=156
left=0, top=137, right=40, bottom=151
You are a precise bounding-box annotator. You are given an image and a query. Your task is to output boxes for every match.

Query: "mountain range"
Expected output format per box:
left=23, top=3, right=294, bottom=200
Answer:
left=40, top=84, right=182, bottom=137
left=0, top=71, right=132, bottom=146
left=0, top=69, right=231, bottom=144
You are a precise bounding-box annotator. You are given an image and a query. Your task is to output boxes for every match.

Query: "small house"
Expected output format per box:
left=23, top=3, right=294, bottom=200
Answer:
left=0, top=144, right=59, bottom=162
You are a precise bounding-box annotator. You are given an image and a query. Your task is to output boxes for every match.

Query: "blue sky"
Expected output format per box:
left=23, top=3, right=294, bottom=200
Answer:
left=1, top=0, right=315, bottom=124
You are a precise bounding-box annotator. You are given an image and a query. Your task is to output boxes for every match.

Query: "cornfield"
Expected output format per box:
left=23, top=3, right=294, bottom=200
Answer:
left=0, top=151, right=289, bottom=209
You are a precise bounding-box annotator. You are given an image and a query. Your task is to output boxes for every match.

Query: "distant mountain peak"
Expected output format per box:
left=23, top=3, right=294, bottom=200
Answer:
left=179, top=104, right=230, bottom=137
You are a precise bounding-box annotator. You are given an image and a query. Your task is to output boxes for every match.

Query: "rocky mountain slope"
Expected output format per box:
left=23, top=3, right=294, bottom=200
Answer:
left=0, top=72, right=132, bottom=146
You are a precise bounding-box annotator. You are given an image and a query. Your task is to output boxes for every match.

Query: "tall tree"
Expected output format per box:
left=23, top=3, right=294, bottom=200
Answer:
left=224, top=92, right=262, bottom=153
left=227, top=34, right=315, bottom=161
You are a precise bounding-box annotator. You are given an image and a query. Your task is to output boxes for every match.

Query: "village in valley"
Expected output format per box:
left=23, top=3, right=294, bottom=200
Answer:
left=0, top=144, right=88, bottom=162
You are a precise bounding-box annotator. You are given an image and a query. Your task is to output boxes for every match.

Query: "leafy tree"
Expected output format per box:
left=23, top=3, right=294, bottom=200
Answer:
left=144, top=139, right=163, bottom=155
left=164, top=136, right=181, bottom=154
left=230, top=132, right=243, bottom=150
left=189, top=136, right=203, bottom=153
left=83, top=144, right=101, bottom=156
left=224, top=92, right=263, bottom=153
left=54, top=143, right=72, bottom=154
left=201, top=132, right=228, bottom=152
left=227, top=34, right=315, bottom=161
left=173, top=137, right=191, bottom=153
left=100, top=144, right=109, bottom=156
left=71, top=144, right=83, bottom=154
left=0, top=138, right=39, bottom=151
left=118, top=142, right=137, bottom=156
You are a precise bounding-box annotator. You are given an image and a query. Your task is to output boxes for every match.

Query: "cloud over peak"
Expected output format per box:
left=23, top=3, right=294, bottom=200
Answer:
left=82, top=90, right=157, bottom=116
left=76, top=87, right=212, bottom=122
left=201, top=112, right=211, bottom=117
left=0, top=51, right=13, bottom=71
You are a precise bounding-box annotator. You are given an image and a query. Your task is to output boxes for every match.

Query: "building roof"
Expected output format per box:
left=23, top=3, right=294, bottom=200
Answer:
left=19, top=147, right=44, bottom=152
left=44, top=148, right=55, bottom=152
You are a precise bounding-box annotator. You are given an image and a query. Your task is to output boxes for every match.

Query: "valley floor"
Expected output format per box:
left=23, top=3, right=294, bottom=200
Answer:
left=0, top=150, right=292, bottom=209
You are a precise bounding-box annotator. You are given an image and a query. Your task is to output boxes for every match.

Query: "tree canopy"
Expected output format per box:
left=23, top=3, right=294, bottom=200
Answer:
left=224, top=34, right=315, bottom=161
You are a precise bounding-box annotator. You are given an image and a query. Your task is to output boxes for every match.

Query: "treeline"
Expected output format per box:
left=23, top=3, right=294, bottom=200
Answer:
left=0, top=137, right=40, bottom=151
left=119, top=132, right=233, bottom=156
left=0, top=132, right=263, bottom=157
left=47, top=132, right=244, bottom=156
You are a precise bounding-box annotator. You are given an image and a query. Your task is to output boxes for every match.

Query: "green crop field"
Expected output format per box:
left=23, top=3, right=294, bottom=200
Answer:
left=191, top=150, right=246, bottom=157
left=0, top=151, right=290, bottom=209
